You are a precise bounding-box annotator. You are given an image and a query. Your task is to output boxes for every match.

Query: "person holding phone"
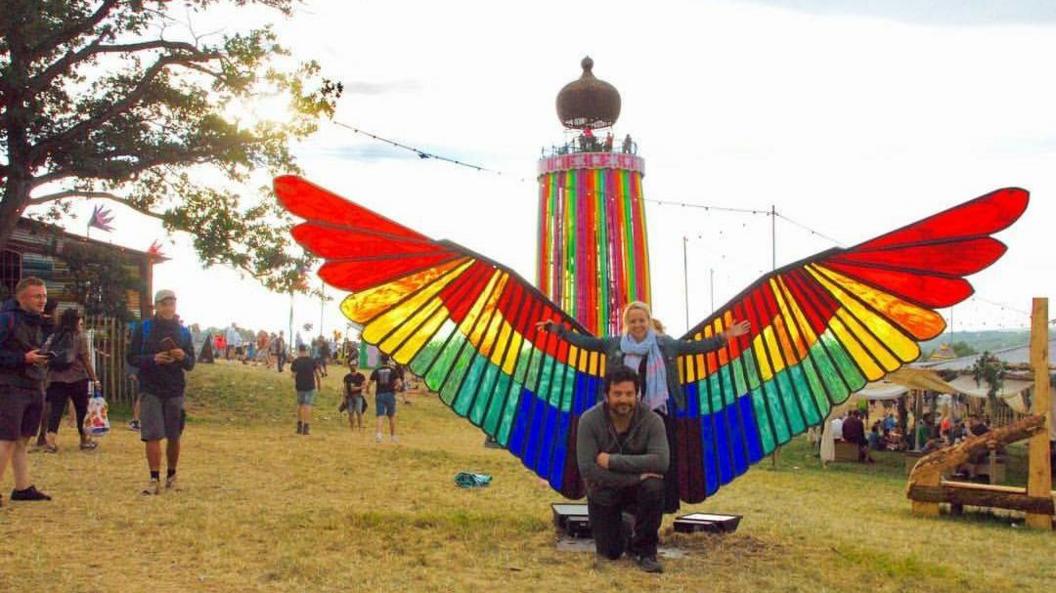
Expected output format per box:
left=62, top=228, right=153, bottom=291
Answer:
left=0, top=276, right=53, bottom=506
left=127, top=289, right=195, bottom=495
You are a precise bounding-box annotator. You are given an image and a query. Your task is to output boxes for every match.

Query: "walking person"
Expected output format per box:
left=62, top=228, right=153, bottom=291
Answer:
left=539, top=300, right=749, bottom=513
left=273, top=330, right=287, bottom=373
left=128, top=290, right=196, bottom=495
left=367, top=356, right=402, bottom=443
left=290, top=344, right=321, bottom=435
left=0, top=277, right=53, bottom=506
left=42, top=309, right=101, bottom=452
left=342, top=360, right=367, bottom=431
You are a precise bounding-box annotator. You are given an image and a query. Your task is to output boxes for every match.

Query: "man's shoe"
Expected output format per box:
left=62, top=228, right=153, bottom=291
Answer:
left=10, top=485, right=52, bottom=501
left=302, top=425, right=310, bottom=436
left=390, top=435, right=399, bottom=444
left=128, top=419, right=140, bottom=431
left=165, top=475, right=180, bottom=491
left=637, top=555, right=663, bottom=574
left=375, top=432, right=383, bottom=443
left=141, top=479, right=161, bottom=496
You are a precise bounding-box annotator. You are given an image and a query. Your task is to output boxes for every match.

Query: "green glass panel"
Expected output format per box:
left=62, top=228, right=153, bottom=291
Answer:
left=807, top=339, right=848, bottom=405
left=742, top=349, right=762, bottom=390
left=795, top=357, right=827, bottom=423
left=469, top=359, right=500, bottom=423
left=484, top=374, right=512, bottom=435
left=560, top=364, right=576, bottom=412
left=440, top=344, right=476, bottom=407
left=788, top=364, right=821, bottom=426
left=524, top=345, right=544, bottom=393
left=750, top=387, right=775, bottom=454
left=409, top=319, right=456, bottom=381
left=512, top=340, right=532, bottom=385
left=731, top=355, right=749, bottom=396
left=820, top=331, right=866, bottom=392
left=454, top=356, right=487, bottom=416
left=775, top=370, right=806, bottom=433
left=424, top=329, right=465, bottom=390
left=497, top=381, right=523, bottom=446
left=762, top=379, right=791, bottom=443
left=536, top=356, right=555, bottom=404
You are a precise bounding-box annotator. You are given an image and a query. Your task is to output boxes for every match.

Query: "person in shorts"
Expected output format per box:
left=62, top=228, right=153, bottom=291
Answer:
left=342, top=360, right=366, bottom=431
left=367, top=356, right=402, bottom=443
left=0, top=277, right=53, bottom=506
left=127, top=289, right=196, bottom=495
left=290, top=344, right=321, bottom=435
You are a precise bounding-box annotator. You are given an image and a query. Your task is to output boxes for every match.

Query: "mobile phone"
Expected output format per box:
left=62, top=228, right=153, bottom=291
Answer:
left=41, top=351, right=56, bottom=359
left=159, top=337, right=179, bottom=351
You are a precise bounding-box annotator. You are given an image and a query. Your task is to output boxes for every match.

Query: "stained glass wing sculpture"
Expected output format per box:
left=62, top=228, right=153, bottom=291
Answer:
left=275, top=175, right=602, bottom=498
left=674, top=188, right=1029, bottom=502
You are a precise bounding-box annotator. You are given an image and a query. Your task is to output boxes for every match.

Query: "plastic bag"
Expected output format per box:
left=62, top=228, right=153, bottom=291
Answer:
left=454, top=472, right=492, bottom=488
left=83, top=385, right=110, bottom=437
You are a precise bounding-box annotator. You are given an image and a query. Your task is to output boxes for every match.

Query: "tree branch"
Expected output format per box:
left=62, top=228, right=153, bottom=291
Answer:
left=27, top=0, right=123, bottom=59
left=28, top=38, right=203, bottom=96
left=30, top=190, right=166, bottom=222
left=28, top=50, right=221, bottom=166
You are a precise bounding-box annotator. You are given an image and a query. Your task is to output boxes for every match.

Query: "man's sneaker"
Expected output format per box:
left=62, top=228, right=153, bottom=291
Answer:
left=390, top=435, right=399, bottom=444
left=10, top=485, right=52, bottom=501
left=375, top=432, right=383, bottom=443
left=128, top=419, right=141, bottom=431
left=141, top=479, right=161, bottom=496
left=302, top=425, right=310, bottom=436
left=165, top=475, right=180, bottom=491
left=637, top=555, right=663, bottom=574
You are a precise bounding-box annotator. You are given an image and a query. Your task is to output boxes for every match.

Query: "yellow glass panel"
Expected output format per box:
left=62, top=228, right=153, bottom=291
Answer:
left=774, top=276, right=818, bottom=345
left=812, top=264, right=945, bottom=340
left=477, top=308, right=508, bottom=367
left=827, top=315, right=884, bottom=380
left=380, top=298, right=442, bottom=353
left=752, top=334, right=774, bottom=381
left=468, top=273, right=509, bottom=350
left=393, top=305, right=449, bottom=365
left=340, top=258, right=470, bottom=323
left=362, top=261, right=471, bottom=344
left=711, top=318, right=730, bottom=366
left=808, top=266, right=920, bottom=364
left=836, top=309, right=900, bottom=372
left=770, top=278, right=810, bottom=358
left=500, top=332, right=523, bottom=375
left=459, top=270, right=504, bottom=340
left=762, top=325, right=786, bottom=373
left=489, top=320, right=514, bottom=369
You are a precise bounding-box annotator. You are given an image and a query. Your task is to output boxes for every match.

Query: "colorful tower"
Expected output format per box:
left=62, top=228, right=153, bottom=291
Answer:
left=536, top=57, right=651, bottom=336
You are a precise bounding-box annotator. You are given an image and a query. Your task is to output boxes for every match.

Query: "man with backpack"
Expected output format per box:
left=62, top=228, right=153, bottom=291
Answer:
left=127, top=290, right=196, bottom=495
left=0, top=277, right=53, bottom=506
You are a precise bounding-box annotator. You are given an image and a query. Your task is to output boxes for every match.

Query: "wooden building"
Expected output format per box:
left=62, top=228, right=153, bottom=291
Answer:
left=1, top=217, right=159, bottom=319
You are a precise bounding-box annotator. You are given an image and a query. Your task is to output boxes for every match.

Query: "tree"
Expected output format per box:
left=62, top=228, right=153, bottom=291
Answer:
left=951, top=341, right=977, bottom=357
left=45, top=233, right=145, bottom=321
left=0, top=1, right=343, bottom=293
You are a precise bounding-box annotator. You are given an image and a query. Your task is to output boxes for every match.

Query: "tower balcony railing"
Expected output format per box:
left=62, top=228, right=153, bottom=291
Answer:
left=540, top=133, right=639, bottom=158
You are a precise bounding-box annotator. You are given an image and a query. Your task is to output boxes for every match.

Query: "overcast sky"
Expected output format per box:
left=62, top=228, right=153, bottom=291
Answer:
left=39, top=0, right=1056, bottom=340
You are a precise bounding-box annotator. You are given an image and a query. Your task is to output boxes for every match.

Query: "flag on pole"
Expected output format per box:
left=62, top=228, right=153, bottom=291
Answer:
left=88, top=204, right=115, bottom=232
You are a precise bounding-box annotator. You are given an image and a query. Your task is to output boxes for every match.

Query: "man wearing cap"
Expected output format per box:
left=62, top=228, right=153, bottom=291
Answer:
left=128, top=289, right=195, bottom=495
left=0, top=277, right=53, bottom=507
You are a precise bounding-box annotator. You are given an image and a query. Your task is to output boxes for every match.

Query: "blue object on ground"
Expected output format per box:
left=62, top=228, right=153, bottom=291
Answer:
left=454, top=472, right=492, bottom=488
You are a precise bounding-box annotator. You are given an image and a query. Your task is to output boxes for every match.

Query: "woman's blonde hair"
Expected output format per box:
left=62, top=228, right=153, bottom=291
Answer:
left=622, top=301, right=653, bottom=327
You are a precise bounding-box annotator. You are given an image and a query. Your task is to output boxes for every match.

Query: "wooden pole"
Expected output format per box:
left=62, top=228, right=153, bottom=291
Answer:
left=1025, top=297, right=1053, bottom=530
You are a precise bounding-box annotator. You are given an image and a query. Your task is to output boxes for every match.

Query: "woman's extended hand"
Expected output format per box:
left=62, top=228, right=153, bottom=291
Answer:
left=725, top=320, right=751, bottom=338
left=533, top=320, right=552, bottom=331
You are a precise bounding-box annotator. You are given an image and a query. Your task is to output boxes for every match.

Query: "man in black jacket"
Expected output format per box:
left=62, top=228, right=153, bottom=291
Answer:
left=576, top=366, right=669, bottom=573
left=0, top=277, right=53, bottom=506
left=128, top=290, right=195, bottom=495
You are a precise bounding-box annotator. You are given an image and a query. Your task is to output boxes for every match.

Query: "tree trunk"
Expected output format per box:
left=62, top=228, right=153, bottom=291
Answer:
left=907, top=414, right=1047, bottom=487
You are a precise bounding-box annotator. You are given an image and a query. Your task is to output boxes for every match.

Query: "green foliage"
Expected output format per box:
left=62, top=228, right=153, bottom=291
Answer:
left=0, top=0, right=343, bottom=294
left=971, top=351, right=1005, bottom=399
left=950, top=341, right=976, bottom=357
left=44, top=236, right=144, bottom=321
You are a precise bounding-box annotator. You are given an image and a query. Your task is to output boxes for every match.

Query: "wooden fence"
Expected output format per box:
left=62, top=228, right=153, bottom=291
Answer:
left=85, top=316, right=135, bottom=405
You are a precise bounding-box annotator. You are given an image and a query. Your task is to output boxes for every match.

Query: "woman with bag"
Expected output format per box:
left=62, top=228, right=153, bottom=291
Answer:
left=42, top=309, right=101, bottom=452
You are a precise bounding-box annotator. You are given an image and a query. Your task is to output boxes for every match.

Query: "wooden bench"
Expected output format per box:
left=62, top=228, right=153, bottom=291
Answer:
left=908, top=480, right=1055, bottom=516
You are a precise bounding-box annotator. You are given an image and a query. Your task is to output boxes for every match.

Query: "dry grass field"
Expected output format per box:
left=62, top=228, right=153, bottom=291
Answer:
left=1, top=362, right=1053, bottom=592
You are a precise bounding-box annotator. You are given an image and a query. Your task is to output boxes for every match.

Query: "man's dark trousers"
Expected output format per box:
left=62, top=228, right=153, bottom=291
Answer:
left=587, top=477, right=664, bottom=559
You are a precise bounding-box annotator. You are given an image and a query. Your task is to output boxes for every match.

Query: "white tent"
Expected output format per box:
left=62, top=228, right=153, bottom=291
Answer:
left=946, top=375, right=1034, bottom=414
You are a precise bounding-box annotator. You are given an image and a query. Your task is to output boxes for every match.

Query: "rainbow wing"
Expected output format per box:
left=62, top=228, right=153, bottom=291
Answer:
left=674, top=188, right=1029, bottom=502
left=275, top=175, right=602, bottom=498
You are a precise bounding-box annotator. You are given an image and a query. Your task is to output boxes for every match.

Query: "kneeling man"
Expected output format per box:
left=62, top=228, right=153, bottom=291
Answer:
left=576, top=366, right=669, bottom=573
